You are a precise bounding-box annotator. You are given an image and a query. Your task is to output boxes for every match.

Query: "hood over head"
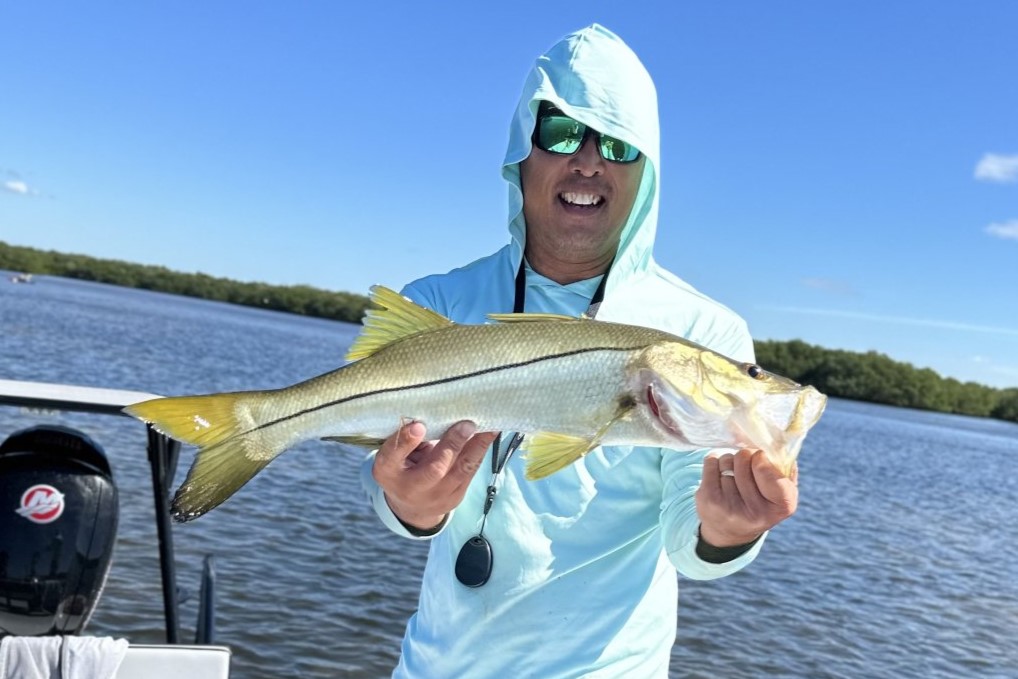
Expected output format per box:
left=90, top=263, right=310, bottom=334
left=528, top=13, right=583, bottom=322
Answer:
left=503, top=24, right=661, bottom=293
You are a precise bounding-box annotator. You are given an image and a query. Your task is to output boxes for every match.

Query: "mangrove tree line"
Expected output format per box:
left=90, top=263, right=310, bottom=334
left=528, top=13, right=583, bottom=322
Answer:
left=3, top=240, right=1016, bottom=424
left=1, top=240, right=370, bottom=324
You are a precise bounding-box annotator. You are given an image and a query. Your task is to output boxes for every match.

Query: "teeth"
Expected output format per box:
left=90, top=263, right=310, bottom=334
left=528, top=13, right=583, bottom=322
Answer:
left=561, top=192, right=602, bottom=206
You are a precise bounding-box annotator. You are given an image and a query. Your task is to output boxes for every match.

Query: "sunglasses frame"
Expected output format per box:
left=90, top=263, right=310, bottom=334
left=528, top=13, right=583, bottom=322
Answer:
left=532, top=103, right=641, bottom=164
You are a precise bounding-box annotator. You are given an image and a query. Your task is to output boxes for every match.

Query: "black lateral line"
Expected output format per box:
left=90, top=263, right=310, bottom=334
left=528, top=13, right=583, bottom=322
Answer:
left=254, top=344, right=639, bottom=433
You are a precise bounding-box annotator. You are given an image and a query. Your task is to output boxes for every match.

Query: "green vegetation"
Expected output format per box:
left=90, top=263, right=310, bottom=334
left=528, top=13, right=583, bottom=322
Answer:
left=755, top=340, right=1018, bottom=424
left=1, top=240, right=370, bottom=324
left=4, top=241, right=1016, bottom=424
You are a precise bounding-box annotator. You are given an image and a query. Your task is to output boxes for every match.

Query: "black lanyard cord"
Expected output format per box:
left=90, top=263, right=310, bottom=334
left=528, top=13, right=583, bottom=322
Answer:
left=476, top=257, right=612, bottom=533
left=512, top=256, right=612, bottom=315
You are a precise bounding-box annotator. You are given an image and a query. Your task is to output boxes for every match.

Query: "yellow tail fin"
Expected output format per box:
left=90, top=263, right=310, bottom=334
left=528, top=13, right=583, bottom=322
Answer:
left=124, top=392, right=280, bottom=521
left=125, top=393, right=247, bottom=448
left=170, top=435, right=276, bottom=522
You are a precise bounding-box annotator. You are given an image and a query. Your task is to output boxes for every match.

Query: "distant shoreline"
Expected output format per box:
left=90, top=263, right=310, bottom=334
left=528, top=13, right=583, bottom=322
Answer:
left=0, top=240, right=370, bottom=324
left=2, top=240, right=1015, bottom=424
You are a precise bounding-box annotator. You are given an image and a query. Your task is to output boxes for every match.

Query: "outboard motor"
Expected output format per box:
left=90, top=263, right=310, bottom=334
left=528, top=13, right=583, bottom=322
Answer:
left=0, top=425, right=119, bottom=637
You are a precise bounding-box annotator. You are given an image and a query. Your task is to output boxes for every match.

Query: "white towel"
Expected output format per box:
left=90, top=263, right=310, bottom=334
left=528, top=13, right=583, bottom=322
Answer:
left=61, top=637, right=128, bottom=679
left=0, top=636, right=59, bottom=679
left=0, top=636, right=129, bottom=679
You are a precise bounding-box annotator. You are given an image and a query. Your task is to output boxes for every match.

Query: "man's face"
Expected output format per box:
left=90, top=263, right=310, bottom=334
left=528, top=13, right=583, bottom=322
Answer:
left=520, top=114, right=645, bottom=279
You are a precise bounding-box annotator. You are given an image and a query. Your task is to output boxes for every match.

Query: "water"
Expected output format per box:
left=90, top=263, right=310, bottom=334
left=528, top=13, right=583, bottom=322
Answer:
left=2, top=275, right=1016, bottom=678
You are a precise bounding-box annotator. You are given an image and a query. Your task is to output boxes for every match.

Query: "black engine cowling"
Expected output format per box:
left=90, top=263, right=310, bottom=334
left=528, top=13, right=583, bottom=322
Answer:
left=0, top=425, right=119, bottom=636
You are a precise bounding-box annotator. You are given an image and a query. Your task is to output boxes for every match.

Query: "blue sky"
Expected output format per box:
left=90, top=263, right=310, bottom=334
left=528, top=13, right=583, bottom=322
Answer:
left=2, top=2, right=1016, bottom=389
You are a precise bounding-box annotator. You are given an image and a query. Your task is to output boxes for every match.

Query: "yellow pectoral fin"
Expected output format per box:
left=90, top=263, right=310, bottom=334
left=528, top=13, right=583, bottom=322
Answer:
left=522, top=432, right=597, bottom=480
left=346, top=286, right=454, bottom=361
left=523, top=401, right=636, bottom=480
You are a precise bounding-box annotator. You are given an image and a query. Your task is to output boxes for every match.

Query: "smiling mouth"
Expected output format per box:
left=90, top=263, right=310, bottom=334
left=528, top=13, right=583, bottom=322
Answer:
left=559, top=191, right=603, bottom=208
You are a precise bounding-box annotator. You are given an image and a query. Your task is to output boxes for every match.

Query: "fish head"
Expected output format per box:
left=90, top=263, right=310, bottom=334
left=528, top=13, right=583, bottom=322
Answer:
left=638, top=342, right=828, bottom=474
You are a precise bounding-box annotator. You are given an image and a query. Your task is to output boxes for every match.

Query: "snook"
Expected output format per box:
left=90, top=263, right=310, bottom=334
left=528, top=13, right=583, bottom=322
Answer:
left=126, top=286, right=827, bottom=522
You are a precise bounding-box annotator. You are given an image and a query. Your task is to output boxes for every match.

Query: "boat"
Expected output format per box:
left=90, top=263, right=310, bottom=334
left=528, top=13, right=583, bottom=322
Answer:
left=0, top=378, right=231, bottom=678
left=8, top=273, right=33, bottom=284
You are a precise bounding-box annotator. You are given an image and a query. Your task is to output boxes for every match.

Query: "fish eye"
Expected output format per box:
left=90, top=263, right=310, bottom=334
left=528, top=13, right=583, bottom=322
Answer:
left=746, top=364, right=765, bottom=380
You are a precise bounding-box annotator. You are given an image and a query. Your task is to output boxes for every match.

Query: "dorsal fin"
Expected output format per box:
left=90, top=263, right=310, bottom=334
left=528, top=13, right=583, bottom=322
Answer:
left=345, top=286, right=454, bottom=360
left=486, top=312, right=585, bottom=323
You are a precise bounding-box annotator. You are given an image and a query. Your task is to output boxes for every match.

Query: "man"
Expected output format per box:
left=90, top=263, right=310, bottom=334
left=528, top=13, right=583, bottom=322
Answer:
left=361, top=24, right=797, bottom=678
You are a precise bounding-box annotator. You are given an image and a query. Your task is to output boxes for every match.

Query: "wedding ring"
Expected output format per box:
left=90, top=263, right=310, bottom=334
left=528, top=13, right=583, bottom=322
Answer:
left=720, top=469, right=736, bottom=478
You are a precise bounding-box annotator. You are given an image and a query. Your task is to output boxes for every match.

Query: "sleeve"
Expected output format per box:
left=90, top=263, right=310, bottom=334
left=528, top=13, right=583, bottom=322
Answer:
left=659, top=448, right=767, bottom=580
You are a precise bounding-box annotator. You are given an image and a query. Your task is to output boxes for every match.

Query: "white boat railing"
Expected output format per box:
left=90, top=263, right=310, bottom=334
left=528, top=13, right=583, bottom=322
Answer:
left=0, top=378, right=161, bottom=415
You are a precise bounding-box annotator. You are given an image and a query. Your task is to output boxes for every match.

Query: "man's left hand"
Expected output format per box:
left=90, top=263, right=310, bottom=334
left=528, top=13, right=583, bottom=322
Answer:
left=695, top=449, right=798, bottom=548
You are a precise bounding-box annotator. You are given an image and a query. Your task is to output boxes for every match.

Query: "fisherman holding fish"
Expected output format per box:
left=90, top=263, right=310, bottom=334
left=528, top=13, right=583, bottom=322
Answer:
left=363, top=24, right=812, bottom=679
left=127, top=21, right=826, bottom=679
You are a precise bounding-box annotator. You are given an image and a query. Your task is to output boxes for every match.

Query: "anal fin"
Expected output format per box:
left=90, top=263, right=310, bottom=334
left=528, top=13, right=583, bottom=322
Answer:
left=322, top=435, right=388, bottom=449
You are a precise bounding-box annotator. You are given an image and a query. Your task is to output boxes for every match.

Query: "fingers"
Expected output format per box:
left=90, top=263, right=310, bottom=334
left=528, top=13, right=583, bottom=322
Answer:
left=703, top=450, right=750, bottom=492
left=697, top=449, right=799, bottom=546
left=373, top=421, right=497, bottom=532
left=374, top=420, right=428, bottom=477
left=701, top=450, right=747, bottom=502
left=448, top=430, right=498, bottom=487
left=702, top=452, right=723, bottom=496
left=420, top=424, right=497, bottom=495
left=700, top=449, right=794, bottom=511
left=719, top=451, right=738, bottom=482
left=411, top=421, right=478, bottom=484
left=731, top=450, right=764, bottom=503
left=374, top=420, right=494, bottom=489
left=751, top=451, right=798, bottom=511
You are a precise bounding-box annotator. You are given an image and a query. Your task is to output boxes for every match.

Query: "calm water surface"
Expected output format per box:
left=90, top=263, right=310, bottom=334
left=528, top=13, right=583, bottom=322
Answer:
left=1, top=275, right=1016, bottom=678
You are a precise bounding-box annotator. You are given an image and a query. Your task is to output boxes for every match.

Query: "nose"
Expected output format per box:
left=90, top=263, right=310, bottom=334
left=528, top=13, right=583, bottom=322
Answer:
left=568, top=131, right=605, bottom=177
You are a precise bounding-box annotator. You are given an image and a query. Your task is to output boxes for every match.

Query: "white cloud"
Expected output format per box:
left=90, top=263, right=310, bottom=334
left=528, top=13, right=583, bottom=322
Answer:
left=986, top=219, right=1018, bottom=241
left=759, top=305, right=1018, bottom=337
left=2, top=179, right=30, bottom=195
left=975, top=153, right=1018, bottom=183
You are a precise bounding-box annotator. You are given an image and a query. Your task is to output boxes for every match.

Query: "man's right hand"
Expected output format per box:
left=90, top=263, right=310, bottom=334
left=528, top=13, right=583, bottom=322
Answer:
left=372, top=420, right=497, bottom=533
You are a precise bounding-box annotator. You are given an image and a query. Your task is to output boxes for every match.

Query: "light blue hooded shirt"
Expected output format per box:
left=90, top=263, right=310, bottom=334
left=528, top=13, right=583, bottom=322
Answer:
left=361, top=24, right=764, bottom=678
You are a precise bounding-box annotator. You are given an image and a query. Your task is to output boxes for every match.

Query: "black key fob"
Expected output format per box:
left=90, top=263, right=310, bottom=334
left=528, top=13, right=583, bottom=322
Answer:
left=455, top=535, right=493, bottom=587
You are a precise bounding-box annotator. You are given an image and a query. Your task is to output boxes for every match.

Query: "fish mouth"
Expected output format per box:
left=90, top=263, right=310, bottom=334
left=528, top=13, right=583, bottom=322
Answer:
left=751, top=386, right=827, bottom=439
left=797, top=386, right=828, bottom=431
left=729, top=386, right=828, bottom=473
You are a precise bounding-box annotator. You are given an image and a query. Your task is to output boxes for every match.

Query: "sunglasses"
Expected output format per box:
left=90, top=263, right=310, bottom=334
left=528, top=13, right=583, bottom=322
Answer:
left=532, top=103, right=641, bottom=163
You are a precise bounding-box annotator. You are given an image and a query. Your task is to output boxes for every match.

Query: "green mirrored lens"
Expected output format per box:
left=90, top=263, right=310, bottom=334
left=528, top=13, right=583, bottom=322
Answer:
left=536, top=114, right=640, bottom=163
left=538, top=116, right=584, bottom=154
left=599, top=135, right=640, bottom=162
